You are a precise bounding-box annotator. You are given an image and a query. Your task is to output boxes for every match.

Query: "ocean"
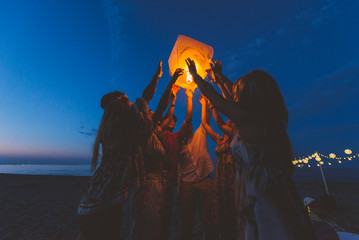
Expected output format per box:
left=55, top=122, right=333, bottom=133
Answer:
left=0, top=164, right=92, bottom=176
left=0, top=163, right=359, bottom=183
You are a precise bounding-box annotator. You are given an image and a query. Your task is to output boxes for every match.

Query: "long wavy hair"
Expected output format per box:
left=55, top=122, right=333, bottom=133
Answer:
left=233, top=70, right=294, bottom=173
left=91, top=91, right=135, bottom=172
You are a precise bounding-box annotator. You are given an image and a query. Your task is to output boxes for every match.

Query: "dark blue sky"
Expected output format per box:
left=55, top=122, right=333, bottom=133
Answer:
left=0, top=0, right=358, bottom=164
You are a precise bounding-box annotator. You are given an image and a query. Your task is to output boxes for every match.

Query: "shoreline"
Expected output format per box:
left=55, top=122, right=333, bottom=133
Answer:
left=1, top=173, right=358, bottom=239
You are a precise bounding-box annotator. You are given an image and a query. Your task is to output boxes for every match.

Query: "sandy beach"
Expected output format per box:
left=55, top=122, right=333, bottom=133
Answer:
left=1, top=173, right=358, bottom=240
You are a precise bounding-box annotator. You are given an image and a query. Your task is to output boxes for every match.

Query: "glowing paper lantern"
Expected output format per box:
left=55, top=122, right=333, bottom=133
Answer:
left=168, top=35, right=214, bottom=90
left=329, top=153, right=336, bottom=159
left=344, top=149, right=352, bottom=155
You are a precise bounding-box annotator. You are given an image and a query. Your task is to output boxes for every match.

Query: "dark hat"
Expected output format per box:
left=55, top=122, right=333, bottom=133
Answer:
left=100, top=91, right=124, bottom=109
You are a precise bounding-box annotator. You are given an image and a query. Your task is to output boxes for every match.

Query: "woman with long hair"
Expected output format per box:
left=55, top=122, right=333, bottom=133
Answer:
left=77, top=62, right=165, bottom=240
left=186, top=58, right=315, bottom=240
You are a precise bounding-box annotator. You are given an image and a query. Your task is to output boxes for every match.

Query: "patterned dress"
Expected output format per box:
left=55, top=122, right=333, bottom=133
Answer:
left=78, top=98, right=149, bottom=215
left=213, top=135, right=237, bottom=240
left=230, top=132, right=315, bottom=240
left=131, top=108, right=172, bottom=240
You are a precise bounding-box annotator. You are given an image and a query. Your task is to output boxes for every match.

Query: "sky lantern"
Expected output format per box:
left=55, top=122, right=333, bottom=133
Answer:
left=329, top=153, right=336, bottom=159
left=168, top=35, right=214, bottom=90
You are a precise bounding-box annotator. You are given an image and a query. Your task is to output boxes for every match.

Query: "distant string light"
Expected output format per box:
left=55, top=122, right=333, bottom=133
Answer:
left=292, top=150, right=358, bottom=168
left=345, top=149, right=352, bottom=155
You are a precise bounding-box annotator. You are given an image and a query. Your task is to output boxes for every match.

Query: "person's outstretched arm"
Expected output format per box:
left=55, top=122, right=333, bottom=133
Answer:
left=211, top=104, right=233, bottom=137
left=142, top=61, right=163, bottom=104
left=178, top=88, right=193, bottom=138
left=160, top=85, right=180, bottom=129
left=207, top=72, right=233, bottom=100
left=186, top=58, right=245, bottom=127
left=153, top=69, right=183, bottom=124
left=207, top=60, right=233, bottom=100
left=199, top=94, right=220, bottom=143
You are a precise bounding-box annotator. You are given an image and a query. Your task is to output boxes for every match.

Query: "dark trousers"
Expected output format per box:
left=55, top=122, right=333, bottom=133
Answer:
left=178, top=176, right=217, bottom=240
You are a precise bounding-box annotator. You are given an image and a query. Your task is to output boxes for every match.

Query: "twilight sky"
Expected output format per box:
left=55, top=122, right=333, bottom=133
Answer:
left=0, top=0, right=358, bottom=163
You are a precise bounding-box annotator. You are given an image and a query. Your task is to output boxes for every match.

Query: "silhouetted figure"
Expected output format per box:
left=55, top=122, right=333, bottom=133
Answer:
left=177, top=89, right=216, bottom=240
left=131, top=68, right=184, bottom=240
left=186, top=58, right=316, bottom=240
left=77, top=62, right=163, bottom=240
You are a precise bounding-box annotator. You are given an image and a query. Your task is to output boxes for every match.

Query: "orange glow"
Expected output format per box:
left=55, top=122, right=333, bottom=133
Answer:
left=185, top=67, right=193, bottom=84
left=168, top=35, right=213, bottom=90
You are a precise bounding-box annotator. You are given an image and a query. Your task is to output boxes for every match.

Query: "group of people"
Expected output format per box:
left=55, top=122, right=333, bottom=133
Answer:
left=76, top=59, right=316, bottom=240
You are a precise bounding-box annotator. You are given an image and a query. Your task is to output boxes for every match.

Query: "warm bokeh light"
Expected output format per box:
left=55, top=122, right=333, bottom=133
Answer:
left=344, top=149, right=352, bottom=155
left=329, top=153, right=336, bottom=158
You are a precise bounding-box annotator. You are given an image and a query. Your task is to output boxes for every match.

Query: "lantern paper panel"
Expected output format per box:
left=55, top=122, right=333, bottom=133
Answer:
left=168, top=35, right=214, bottom=90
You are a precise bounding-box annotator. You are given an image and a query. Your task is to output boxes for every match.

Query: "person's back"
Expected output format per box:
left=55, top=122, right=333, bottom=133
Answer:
left=177, top=123, right=216, bottom=240
left=178, top=125, right=214, bottom=183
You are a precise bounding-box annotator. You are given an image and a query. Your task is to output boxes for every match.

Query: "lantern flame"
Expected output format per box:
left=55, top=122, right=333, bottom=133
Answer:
left=185, top=67, right=193, bottom=84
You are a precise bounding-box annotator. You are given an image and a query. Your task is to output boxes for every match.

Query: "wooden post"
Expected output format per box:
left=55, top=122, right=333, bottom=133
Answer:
left=319, top=164, right=329, bottom=195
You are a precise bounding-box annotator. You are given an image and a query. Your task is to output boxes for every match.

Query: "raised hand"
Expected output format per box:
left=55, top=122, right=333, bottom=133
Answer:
left=155, top=61, right=163, bottom=78
left=185, top=58, right=197, bottom=77
left=185, top=88, right=193, bottom=99
left=172, top=84, right=180, bottom=97
left=210, top=60, right=222, bottom=78
left=173, top=68, right=184, bottom=80
left=199, top=94, right=206, bottom=105
left=206, top=68, right=217, bottom=84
